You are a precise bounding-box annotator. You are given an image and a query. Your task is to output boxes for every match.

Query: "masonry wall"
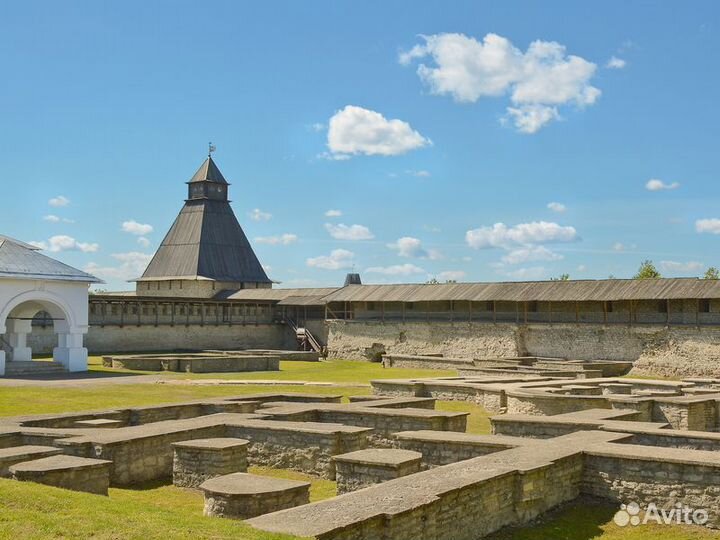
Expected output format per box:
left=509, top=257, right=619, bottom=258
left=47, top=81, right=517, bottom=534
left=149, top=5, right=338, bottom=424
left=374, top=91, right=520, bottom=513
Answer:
left=326, top=320, right=720, bottom=378
left=27, top=323, right=292, bottom=354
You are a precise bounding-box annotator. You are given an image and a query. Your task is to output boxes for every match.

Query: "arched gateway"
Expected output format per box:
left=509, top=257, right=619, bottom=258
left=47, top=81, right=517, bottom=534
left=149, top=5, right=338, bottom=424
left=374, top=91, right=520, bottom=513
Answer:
left=0, top=235, right=100, bottom=376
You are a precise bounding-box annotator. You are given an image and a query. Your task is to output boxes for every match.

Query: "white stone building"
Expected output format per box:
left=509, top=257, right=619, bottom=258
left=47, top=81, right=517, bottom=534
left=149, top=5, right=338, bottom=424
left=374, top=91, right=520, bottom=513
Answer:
left=0, top=235, right=100, bottom=376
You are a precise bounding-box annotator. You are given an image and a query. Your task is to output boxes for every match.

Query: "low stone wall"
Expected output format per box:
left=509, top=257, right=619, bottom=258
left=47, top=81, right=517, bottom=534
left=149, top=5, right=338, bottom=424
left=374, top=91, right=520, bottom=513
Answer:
left=0, top=445, right=62, bottom=477
left=583, top=444, right=720, bottom=527
left=106, top=353, right=280, bottom=373
left=382, top=354, right=474, bottom=370
left=10, top=455, right=112, bottom=495
left=333, top=449, right=422, bottom=494
left=202, top=472, right=310, bottom=520
left=393, top=431, right=518, bottom=468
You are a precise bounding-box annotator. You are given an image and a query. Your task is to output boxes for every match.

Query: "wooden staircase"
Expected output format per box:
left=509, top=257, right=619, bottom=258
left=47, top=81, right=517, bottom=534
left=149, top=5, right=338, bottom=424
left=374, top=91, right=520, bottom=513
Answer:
left=284, top=317, right=324, bottom=353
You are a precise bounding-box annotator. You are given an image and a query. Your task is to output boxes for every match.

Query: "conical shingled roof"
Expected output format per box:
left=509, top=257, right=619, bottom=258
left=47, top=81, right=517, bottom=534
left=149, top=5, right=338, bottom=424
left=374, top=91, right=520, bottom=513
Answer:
left=188, top=156, right=228, bottom=184
left=137, top=158, right=270, bottom=284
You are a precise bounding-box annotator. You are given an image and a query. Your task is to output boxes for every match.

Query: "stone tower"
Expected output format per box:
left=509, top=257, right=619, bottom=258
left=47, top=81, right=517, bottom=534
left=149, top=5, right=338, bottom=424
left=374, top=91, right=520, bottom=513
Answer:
left=135, top=155, right=272, bottom=298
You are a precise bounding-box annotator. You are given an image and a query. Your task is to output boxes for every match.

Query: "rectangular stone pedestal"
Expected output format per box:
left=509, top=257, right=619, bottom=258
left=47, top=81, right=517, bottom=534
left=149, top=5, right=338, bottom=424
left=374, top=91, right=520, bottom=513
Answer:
left=10, top=455, right=112, bottom=495
left=333, top=448, right=422, bottom=493
left=172, top=437, right=249, bottom=488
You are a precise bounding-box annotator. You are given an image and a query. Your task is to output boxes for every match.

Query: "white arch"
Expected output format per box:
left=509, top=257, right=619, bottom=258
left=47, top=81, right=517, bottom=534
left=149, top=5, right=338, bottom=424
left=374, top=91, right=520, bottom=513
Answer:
left=0, top=288, right=88, bottom=373
left=0, top=289, right=81, bottom=335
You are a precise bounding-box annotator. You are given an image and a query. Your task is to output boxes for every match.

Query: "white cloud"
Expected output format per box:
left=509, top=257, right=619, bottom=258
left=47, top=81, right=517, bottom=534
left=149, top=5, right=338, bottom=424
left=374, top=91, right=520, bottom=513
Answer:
left=696, top=219, right=720, bottom=234
left=660, top=260, right=704, bottom=273
left=465, top=221, right=578, bottom=249
left=249, top=208, right=272, bottom=221
left=577, top=264, right=587, bottom=272
left=48, top=195, right=70, bottom=207
left=306, top=249, right=355, bottom=270
left=646, top=178, right=680, bottom=191
left=255, top=233, right=298, bottom=245
left=406, top=169, right=431, bottom=177
left=505, top=104, right=560, bottom=134
left=325, top=223, right=374, bottom=241
left=309, top=122, right=326, bottom=132
left=401, top=32, right=600, bottom=133
left=121, top=220, right=154, bottom=236
left=501, top=246, right=563, bottom=265
left=43, top=214, right=61, bottom=223
left=30, top=235, right=99, bottom=253
left=325, top=209, right=343, bottom=217
left=366, top=263, right=425, bottom=276
left=326, top=105, right=430, bottom=158
left=387, top=236, right=441, bottom=259
left=439, top=270, right=466, bottom=281
left=84, top=252, right=153, bottom=281
left=606, top=56, right=627, bottom=69
left=547, top=202, right=566, bottom=213
left=137, top=237, right=151, bottom=248
left=613, top=242, right=626, bottom=251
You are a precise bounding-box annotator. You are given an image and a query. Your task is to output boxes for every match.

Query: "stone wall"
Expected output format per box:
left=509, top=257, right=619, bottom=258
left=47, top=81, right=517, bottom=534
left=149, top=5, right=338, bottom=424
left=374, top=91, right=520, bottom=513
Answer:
left=326, top=320, right=519, bottom=361
left=327, top=320, right=720, bottom=378
left=27, top=323, right=291, bottom=354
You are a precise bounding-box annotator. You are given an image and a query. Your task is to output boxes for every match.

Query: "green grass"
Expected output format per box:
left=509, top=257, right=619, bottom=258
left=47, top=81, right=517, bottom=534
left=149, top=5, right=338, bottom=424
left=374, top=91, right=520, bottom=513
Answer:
left=436, top=399, right=492, bottom=434
left=486, top=499, right=718, bottom=539
left=0, top=477, right=304, bottom=540
left=87, top=356, right=455, bottom=383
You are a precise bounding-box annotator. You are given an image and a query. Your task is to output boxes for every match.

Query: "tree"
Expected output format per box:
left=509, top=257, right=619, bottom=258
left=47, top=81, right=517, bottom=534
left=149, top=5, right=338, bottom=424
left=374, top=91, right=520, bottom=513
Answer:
left=704, top=267, right=720, bottom=280
left=550, top=274, right=570, bottom=281
left=634, top=260, right=661, bottom=279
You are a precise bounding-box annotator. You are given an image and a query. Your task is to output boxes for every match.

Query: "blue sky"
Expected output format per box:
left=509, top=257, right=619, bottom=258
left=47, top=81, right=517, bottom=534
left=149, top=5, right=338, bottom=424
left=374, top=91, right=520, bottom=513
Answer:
left=2, top=1, right=719, bottom=290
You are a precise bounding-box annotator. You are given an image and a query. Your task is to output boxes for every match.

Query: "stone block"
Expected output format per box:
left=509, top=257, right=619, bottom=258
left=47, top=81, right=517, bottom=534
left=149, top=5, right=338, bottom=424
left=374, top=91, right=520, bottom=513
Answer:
left=201, top=472, right=310, bottom=519
left=332, top=448, right=422, bottom=493
left=10, top=455, right=112, bottom=495
left=172, top=437, right=249, bottom=488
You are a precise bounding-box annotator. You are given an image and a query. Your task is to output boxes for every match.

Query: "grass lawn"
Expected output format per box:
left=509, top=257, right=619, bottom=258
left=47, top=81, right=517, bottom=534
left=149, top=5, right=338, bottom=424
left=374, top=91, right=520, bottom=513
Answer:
left=0, top=358, right=712, bottom=539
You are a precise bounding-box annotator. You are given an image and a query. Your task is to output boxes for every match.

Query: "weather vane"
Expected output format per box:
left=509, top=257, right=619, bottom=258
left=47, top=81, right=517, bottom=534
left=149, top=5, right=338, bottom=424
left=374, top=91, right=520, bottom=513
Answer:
left=208, top=142, right=216, bottom=157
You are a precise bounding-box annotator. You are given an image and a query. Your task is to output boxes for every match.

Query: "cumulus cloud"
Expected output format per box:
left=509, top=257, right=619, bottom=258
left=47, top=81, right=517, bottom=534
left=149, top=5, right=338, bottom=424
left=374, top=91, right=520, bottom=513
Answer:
left=48, top=195, right=70, bottom=207
left=465, top=221, right=578, bottom=249
left=400, top=33, right=600, bottom=133
left=325, top=223, right=374, bottom=241
left=696, top=219, right=720, bottom=234
left=85, top=252, right=153, bottom=281
left=646, top=178, right=680, bottom=191
left=660, top=260, right=704, bottom=273
left=387, top=236, right=441, bottom=259
left=30, top=235, right=99, bottom=253
left=137, top=237, right=151, bottom=248
left=121, top=220, right=154, bottom=236
left=255, top=233, right=298, bottom=245
left=325, top=209, right=343, bottom=217
left=439, top=270, right=466, bottom=281
left=501, top=246, right=563, bottom=265
left=306, top=249, right=355, bottom=270
left=606, top=56, right=627, bottom=69
left=326, top=105, right=430, bottom=158
left=365, top=263, right=425, bottom=276
left=249, top=208, right=272, bottom=221
left=547, top=202, right=566, bottom=213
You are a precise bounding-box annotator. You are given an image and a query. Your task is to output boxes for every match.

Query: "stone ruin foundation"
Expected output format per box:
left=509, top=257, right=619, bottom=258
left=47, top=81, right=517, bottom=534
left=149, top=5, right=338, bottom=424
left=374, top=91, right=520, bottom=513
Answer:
left=3, top=363, right=720, bottom=538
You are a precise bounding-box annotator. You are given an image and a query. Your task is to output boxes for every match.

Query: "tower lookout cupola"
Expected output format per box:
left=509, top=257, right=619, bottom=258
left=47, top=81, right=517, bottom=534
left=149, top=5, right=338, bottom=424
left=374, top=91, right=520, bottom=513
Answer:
left=135, top=153, right=272, bottom=298
left=187, top=155, right=229, bottom=202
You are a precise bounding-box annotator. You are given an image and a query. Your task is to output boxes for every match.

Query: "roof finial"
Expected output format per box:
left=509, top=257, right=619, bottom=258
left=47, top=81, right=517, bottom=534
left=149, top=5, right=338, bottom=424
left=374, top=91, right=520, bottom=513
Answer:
left=208, top=142, right=216, bottom=158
